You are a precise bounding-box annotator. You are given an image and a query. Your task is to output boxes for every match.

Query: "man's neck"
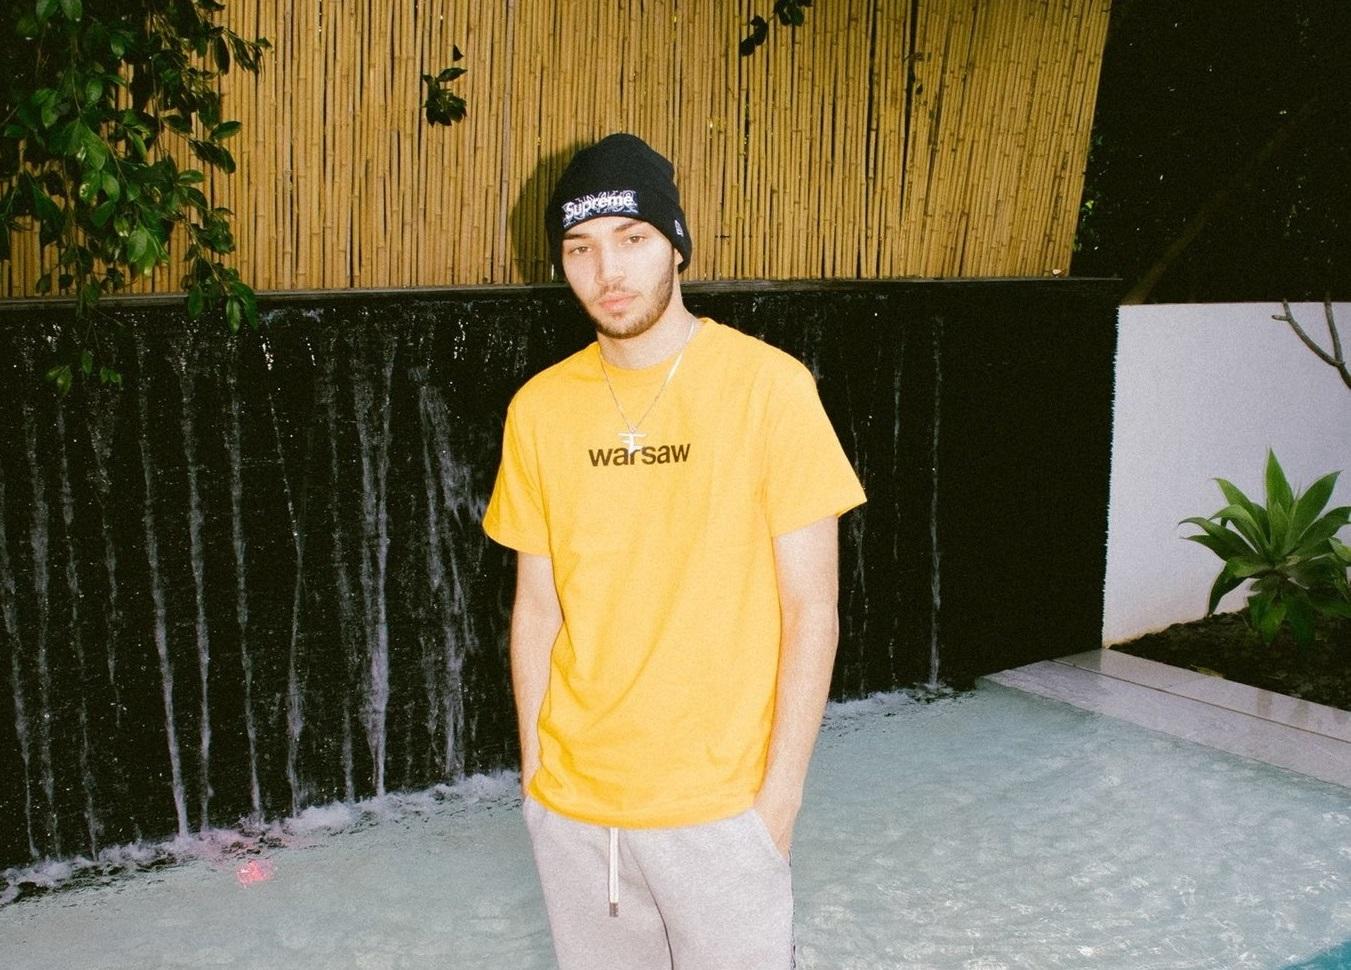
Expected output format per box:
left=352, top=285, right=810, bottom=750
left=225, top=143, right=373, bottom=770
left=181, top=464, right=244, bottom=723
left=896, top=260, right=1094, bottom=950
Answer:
left=596, top=297, right=699, bottom=370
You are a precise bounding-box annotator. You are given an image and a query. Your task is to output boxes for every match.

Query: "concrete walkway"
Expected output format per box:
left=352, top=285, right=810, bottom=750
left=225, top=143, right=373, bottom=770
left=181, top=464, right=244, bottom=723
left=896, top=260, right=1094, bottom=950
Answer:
left=985, top=649, right=1351, bottom=789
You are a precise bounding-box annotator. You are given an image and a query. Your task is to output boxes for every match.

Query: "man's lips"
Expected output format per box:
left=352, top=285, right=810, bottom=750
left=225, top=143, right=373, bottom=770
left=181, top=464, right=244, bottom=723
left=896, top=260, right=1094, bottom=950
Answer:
left=599, top=293, right=635, bottom=312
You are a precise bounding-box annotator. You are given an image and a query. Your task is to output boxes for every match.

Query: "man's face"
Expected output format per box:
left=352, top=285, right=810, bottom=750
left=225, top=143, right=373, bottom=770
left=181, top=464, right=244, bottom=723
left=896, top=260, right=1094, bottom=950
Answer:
left=561, top=216, right=682, bottom=341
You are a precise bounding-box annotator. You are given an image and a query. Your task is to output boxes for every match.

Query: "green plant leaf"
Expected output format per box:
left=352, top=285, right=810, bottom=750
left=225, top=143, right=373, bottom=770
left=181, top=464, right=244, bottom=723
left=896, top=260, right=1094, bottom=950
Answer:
left=1284, top=591, right=1316, bottom=648
left=45, top=363, right=72, bottom=396
left=1309, top=592, right=1351, bottom=618
left=75, top=122, right=109, bottom=170
left=60, top=0, right=82, bottom=21
left=1292, top=507, right=1351, bottom=557
left=1212, top=503, right=1271, bottom=557
left=226, top=295, right=242, bottom=332
left=229, top=280, right=259, bottom=328
left=78, top=173, right=101, bottom=204
left=1268, top=497, right=1291, bottom=556
left=1205, top=564, right=1245, bottom=615
left=1180, top=516, right=1253, bottom=560
left=213, top=35, right=230, bottom=72
left=90, top=200, right=115, bottom=227
left=1264, top=449, right=1294, bottom=515
left=210, top=120, right=242, bottom=142
left=1227, top=554, right=1270, bottom=579
left=30, top=181, right=63, bottom=225
left=1215, top=478, right=1269, bottom=534
left=127, top=226, right=151, bottom=265
left=36, top=0, right=58, bottom=23
left=1289, top=470, right=1340, bottom=543
left=1248, top=593, right=1286, bottom=644
left=1332, top=537, right=1351, bottom=565
left=189, top=138, right=236, bottom=174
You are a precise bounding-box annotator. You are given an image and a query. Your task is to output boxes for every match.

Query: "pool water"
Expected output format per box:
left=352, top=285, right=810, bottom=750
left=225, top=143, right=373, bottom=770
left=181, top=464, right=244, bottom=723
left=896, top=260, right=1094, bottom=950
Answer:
left=2, top=683, right=1347, bottom=969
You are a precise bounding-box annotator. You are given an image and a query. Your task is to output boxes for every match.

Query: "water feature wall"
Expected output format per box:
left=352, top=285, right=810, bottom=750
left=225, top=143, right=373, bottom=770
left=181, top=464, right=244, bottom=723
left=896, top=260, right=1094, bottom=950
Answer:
left=0, top=279, right=1117, bottom=869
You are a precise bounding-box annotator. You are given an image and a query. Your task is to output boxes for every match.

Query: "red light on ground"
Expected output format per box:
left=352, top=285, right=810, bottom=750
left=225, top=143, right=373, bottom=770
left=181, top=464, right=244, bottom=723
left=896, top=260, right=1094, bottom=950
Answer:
left=235, top=859, right=275, bottom=886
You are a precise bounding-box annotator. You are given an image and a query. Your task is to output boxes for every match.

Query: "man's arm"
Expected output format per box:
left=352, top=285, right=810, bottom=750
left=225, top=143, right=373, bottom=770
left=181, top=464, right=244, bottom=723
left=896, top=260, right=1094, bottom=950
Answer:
left=754, top=514, right=841, bottom=857
left=510, top=552, right=563, bottom=797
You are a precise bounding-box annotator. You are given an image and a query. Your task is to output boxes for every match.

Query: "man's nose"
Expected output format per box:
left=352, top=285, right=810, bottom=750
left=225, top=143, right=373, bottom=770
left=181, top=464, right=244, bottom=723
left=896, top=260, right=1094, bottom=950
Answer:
left=596, top=245, right=623, bottom=284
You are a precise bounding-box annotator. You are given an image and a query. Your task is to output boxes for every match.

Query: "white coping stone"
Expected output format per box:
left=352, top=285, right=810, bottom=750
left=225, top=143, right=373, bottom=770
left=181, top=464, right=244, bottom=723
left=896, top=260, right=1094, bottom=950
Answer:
left=1057, top=649, right=1351, bottom=743
left=984, top=655, right=1351, bottom=790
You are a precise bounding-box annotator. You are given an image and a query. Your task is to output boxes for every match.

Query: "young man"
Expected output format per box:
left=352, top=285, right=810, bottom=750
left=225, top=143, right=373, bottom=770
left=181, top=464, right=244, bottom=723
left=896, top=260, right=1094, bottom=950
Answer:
left=482, top=133, right=866, bottom=970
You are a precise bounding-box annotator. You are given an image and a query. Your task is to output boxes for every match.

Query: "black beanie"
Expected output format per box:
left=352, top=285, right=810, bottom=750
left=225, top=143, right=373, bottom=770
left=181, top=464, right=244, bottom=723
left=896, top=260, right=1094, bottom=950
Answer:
left=546, top=133, right=692, bottom=274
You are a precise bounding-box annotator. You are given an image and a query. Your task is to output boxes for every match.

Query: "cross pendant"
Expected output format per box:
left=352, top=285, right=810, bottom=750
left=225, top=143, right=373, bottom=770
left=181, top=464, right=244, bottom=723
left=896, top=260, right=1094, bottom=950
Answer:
left=618, top=428, right=646, bottom=455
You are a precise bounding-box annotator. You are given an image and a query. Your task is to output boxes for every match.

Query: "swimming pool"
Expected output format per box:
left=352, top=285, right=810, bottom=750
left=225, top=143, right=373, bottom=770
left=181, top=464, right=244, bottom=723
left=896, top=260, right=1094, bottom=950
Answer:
left=2, top=682, right=1347, bottom=969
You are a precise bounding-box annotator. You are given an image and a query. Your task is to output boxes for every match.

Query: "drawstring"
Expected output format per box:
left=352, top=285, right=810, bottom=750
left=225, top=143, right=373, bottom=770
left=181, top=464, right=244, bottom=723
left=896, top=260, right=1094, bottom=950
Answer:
left=608, top=827, right=620, bottom=916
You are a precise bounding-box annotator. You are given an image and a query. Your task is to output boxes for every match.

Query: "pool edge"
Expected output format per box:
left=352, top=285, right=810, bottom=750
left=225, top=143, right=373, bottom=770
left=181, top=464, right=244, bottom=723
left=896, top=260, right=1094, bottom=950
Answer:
left=983, top=650, right=1351, bottom=790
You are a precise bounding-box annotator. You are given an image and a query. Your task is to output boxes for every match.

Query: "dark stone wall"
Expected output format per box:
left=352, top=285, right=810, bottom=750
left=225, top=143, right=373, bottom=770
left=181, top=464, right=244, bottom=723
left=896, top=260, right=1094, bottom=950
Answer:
left=0, top=278, right=1117, bottom=869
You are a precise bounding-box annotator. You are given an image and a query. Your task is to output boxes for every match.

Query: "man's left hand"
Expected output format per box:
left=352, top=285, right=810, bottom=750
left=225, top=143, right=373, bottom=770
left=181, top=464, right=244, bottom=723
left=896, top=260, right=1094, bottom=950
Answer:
left=752, top=789, right=800, bottom=861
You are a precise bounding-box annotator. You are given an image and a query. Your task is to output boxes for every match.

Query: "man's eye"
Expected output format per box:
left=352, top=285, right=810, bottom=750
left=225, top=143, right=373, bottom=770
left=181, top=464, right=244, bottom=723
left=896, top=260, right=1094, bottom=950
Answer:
left=627, top=234, right=645, bottom=243
left=568, top=246, right=589, bottom=255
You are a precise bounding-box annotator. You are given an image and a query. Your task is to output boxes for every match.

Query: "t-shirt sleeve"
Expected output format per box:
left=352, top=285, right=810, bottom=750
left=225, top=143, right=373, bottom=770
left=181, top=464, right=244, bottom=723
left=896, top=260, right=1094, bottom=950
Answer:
left=764, top=361, right=867, bottom=537
left=482, top=401, right=551, bottom=555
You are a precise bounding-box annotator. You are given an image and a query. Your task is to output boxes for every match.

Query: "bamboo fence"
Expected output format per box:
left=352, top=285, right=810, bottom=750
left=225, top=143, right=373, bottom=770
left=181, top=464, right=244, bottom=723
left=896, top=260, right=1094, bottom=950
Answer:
left=1, top=0, right=1111, bottom=296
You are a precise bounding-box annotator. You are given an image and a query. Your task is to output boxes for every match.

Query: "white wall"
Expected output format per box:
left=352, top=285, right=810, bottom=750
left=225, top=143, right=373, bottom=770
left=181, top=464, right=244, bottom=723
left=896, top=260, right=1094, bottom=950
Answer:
left=1103, top=302, right=1351, bottom=644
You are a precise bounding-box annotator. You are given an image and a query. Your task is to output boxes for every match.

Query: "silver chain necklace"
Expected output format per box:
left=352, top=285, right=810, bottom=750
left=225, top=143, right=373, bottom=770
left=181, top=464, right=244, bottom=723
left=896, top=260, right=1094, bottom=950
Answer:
left=598, top=316, right=699, bottom=455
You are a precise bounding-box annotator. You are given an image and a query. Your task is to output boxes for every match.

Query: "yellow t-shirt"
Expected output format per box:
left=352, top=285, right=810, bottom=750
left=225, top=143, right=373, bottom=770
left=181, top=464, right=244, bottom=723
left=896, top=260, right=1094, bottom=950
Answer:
left=483, top=319, right=866, bottom=827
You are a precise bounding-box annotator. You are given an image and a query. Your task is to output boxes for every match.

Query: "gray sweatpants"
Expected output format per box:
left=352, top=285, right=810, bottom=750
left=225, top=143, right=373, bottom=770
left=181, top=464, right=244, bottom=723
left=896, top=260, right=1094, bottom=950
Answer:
left=522, top=794, right=795, bottom=970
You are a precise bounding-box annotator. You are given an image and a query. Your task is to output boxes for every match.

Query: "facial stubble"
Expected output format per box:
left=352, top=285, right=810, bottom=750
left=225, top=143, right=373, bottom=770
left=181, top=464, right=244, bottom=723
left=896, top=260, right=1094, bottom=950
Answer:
left=585, top=257, right=676, bottom=342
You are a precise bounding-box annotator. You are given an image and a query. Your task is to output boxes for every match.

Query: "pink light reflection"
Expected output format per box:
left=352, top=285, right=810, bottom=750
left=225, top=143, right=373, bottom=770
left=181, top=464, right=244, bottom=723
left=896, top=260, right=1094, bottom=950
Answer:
left=235, top=858, right=276, bottom=886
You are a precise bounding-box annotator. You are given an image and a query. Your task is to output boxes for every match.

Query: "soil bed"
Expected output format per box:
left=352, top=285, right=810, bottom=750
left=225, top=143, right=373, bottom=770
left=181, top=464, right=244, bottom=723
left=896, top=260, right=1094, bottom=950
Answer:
left=1112, top=610, right=1351, bottom=712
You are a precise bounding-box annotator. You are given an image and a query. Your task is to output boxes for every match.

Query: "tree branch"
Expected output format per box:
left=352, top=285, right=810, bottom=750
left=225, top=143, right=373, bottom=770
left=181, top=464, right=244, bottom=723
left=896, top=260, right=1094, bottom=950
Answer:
left=1273, top=299, right=1351, bottom=391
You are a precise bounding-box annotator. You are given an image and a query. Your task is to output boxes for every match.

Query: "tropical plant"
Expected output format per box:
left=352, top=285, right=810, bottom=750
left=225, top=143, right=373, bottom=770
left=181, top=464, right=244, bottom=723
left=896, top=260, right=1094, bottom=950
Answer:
left=421, top=44, right=468, bottom=127
left=739, top=0, right=812, bottom=56
left=0, top=0, right=269, bottom=393
left=1182, top=450, right=1351, bottom=647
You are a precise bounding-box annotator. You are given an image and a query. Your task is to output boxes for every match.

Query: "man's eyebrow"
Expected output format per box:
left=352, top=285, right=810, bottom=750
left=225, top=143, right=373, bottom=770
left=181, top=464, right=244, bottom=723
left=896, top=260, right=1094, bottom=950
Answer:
left=562, top=220, right=645, bottom=241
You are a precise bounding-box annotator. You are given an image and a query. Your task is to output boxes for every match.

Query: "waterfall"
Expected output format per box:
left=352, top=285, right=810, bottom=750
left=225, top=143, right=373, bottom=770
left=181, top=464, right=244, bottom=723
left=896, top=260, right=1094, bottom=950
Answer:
left=927, top=320, right=943, bottom=689
left=351, top=335, right=395, bottom=797
left=85, top=387, right=123, bottom=721
left=225, top=352, right=262, bottom=818
left=21, top=398, right=59, bottom=857
left=55, top=405, right=100, bottom=853
left=3, top=283, right=1105, bottom=875
left=0, top=461, right=37, bottom=861
left=133, top=334, right=190, bottom=839
left=259, top=330, right=309, bottom=815
left=416, top=370, right=469, bottom=779
left=320, top=347, right=358, bottom=803
left=170, top=350, right=214, bottom=831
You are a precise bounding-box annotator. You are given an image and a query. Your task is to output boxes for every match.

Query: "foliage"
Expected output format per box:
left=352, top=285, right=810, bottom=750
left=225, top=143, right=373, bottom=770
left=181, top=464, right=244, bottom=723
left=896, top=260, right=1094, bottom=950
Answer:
left=421, top=44, right=467, bottom=127
left=739, top=1, right=811, bottom=56
left=1181, top=450, right=1351, bottom=647
left=0, top=0, right=269, bottom=393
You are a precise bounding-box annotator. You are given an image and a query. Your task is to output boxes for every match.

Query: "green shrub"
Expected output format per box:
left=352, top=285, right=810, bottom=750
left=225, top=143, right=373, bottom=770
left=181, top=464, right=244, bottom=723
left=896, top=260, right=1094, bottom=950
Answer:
left=1182, top=450, right=1351, bottom=647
